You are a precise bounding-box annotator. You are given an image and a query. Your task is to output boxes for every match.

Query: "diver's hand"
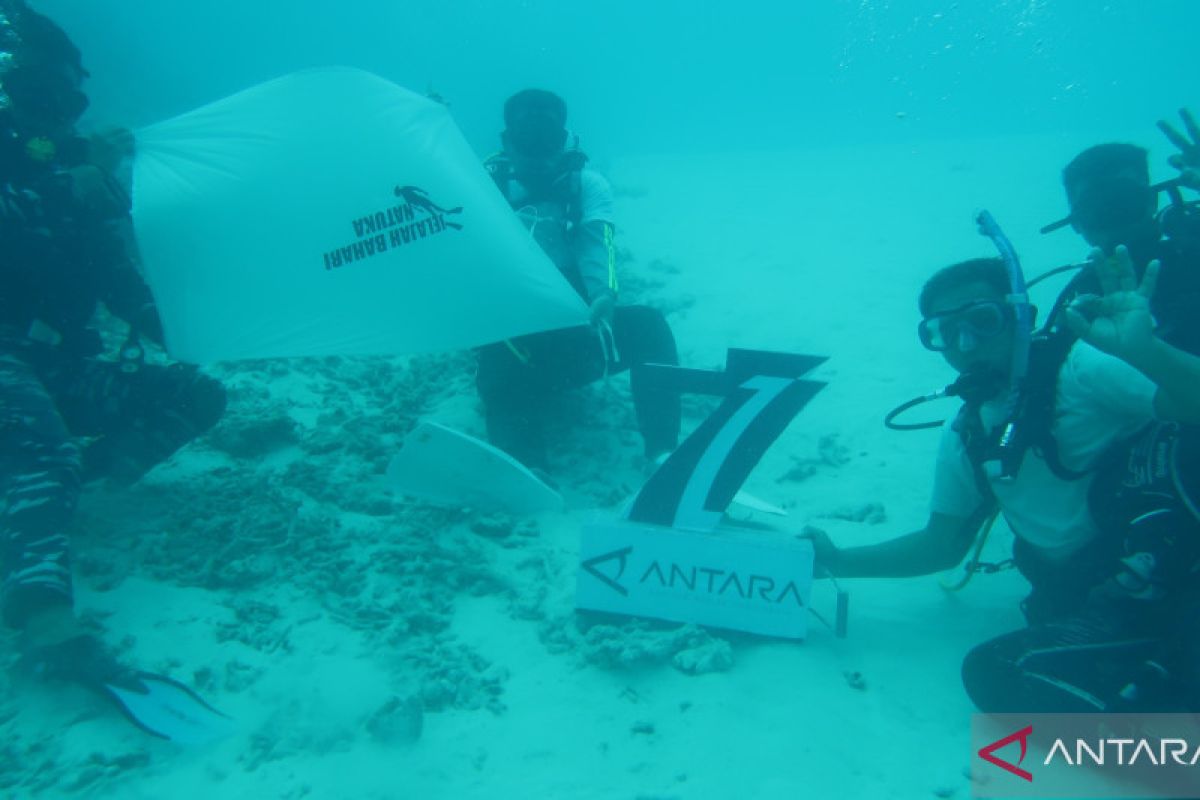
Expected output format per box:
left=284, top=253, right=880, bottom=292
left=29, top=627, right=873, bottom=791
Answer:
left=799, top=525, right=842, bottom=577
left=1158, top=107, right=1200, bottom=189
left=87, top=126, right=136, bottom=175
left=1065, top=246, right=1159, bottom=363
left=588, top=291, right=616, bottom=326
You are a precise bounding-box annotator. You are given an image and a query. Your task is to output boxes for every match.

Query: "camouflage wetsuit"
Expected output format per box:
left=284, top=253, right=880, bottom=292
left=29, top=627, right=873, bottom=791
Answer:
left=1, top=157, right=226, bottom=628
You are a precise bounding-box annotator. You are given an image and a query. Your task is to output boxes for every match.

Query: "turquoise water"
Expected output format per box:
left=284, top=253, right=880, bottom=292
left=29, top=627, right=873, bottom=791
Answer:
left=47, top=1, right=1197, bottom=157
left=9, top=1, right=1197, bottom=798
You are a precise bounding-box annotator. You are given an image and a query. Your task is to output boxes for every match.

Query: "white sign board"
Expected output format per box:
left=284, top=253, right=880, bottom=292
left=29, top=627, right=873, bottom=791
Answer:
left=576, top=519, right=814, bottom=639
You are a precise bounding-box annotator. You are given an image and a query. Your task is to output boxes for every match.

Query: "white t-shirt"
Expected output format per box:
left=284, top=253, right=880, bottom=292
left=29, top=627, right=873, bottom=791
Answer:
left=578, top=169, right=615, bottom=225
left=930, top=342, right=1157, bottom=559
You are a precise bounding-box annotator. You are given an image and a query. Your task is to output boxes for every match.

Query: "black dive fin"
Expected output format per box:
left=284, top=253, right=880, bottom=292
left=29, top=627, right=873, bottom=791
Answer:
left=100, top=672, right=235, bottom=745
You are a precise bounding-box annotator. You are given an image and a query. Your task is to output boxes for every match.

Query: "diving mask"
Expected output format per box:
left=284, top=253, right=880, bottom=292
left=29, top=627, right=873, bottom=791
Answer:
left=918, top=299, right=1010, bottom=352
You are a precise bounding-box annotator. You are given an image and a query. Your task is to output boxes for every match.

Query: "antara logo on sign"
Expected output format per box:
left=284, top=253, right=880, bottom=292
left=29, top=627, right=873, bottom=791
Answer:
left=576, top=521, right=814, bottom=640
left=583, top=546, right=807, bottom=606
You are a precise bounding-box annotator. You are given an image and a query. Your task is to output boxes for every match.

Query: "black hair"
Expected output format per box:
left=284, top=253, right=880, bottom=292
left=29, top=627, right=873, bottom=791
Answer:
left=1062, top=143, right=1148, bottom=194
left=918, top=258, right=1009, bottom=317
left=503, top=89, right=566, bottom=128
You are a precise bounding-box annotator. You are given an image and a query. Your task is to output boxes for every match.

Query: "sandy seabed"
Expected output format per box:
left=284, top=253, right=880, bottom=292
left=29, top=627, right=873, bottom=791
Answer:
left=0, top=129, right=1154, bottom=798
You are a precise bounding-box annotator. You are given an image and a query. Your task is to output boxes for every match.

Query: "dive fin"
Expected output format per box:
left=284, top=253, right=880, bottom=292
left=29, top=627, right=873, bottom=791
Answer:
left=101, top=671, right=235, bottom=745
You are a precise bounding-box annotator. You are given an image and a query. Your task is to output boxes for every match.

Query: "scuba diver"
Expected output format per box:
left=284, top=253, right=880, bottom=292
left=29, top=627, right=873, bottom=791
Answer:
left=810, top=199, right=1200, bottom=712
left=1039, top=109, right=1200, bottom=355
left=881, top=109, right=1200, bottom=581
left=1, top=1, right=229, bottom=741
left=475, top=89, right=681, bottom=472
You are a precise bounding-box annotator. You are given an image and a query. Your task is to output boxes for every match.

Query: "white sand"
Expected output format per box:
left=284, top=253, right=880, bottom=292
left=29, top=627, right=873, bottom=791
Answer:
left=1, top=131, right=1162, bottom=798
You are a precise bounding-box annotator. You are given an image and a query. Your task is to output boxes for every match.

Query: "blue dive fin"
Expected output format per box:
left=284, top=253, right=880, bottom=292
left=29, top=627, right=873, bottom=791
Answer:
left=101, top=672, right=235, bottom=745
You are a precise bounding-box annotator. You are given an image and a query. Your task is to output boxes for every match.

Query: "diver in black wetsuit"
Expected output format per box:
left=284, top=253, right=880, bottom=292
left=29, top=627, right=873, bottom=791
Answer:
left=0, top=2, right=224, bottom=668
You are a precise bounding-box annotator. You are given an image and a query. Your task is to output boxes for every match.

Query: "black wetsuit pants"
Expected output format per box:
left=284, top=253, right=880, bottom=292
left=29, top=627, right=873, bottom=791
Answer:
left=960, top=540, right=1200, bottom=712
left=475, top=304, right=680, bottom=469
left=1, top=343, right=226, bottom=628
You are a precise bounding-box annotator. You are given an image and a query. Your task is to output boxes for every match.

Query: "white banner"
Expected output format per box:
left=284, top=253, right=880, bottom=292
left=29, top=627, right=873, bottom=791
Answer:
left=132, top=67, right=587, bottom=363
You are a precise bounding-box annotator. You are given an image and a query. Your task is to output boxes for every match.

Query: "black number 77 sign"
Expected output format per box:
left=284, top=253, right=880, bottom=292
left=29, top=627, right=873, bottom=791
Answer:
left=627, top=349, right=827, bottom=532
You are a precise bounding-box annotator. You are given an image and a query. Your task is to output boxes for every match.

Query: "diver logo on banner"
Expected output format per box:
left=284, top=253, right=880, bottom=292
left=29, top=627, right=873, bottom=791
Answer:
left=577, top=520, right=814, bottom=639
left=322, top=184, right=464, bottom=271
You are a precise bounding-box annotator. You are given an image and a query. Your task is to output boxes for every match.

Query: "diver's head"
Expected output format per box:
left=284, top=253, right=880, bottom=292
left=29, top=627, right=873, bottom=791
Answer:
left=918, top=258, right=1020, bottom=386
left=502, top=88, right=567, bottom=160
left=1062, top=143, right=1158, bottom=255
left=0, top=1, right=88, bottom=147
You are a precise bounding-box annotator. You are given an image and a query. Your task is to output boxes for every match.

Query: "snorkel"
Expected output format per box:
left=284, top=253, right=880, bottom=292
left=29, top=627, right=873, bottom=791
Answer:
left=975, top=210, right=1033, bottom=480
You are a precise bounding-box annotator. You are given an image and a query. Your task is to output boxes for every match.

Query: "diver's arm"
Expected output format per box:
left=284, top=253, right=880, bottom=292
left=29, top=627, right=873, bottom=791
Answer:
left=93, top=218, right=165, bottom=346
left=574, top=170, right=618, bottom=308
left=811, top=511, right=981, bottom=578
left=103, top=268, right=164, bottom=346
left=576, top=219, right=617, bottom=304
left=1136, top=337, right=1200, bottom=424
